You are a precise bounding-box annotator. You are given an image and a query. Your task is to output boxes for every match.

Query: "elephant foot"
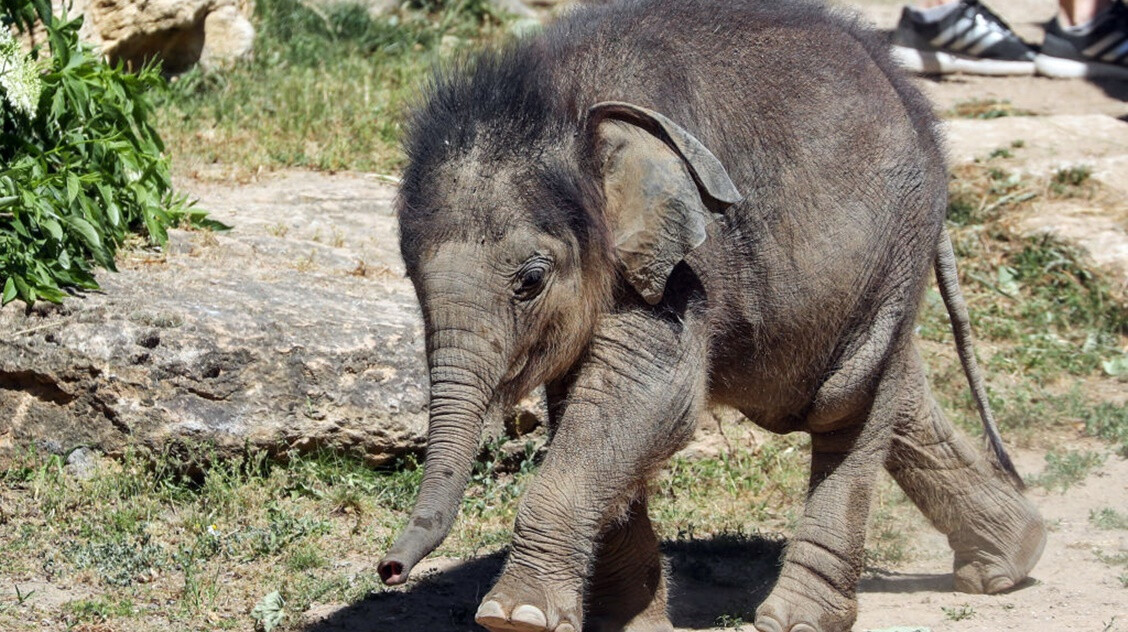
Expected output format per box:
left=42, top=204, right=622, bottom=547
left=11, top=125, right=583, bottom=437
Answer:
left=476, top=601, right=575, bottom=632
left=475, top=576, right=582, bottom=632
left=753, top=570, right=856, bottom=632
left=754, top=605, right=851, bottom=632
left=951, top=498, right=1046, bottom=594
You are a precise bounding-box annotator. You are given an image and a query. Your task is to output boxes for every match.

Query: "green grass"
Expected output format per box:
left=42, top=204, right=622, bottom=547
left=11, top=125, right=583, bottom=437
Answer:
left=1082, top=402, right=1128, bottom=457
left=715, top=612, right=749, bottom=628
left=943, top=604, right=977, bottom=621
left=1090, top=508, right=1128, bottom=531
left=946, top=98, right=1034, bottom=119
left=651, top=434, right=810, bottom=539
left=62, top=597, right=136, bottom=624
left=1050, top=165, right=1094, bottom=197
left=915, top=148, right=1128, bottom=449
left=154, top=0, right=515, bottom=177
left=865, top=489, right=916, bottom=570
left=1095, top=550, right=1128, bottom=567
left=0, top=439, right=549, bottom=631
left=1031, top=449, right=1106, bottom=493
left=1094, top=549, right=1128, bottom=590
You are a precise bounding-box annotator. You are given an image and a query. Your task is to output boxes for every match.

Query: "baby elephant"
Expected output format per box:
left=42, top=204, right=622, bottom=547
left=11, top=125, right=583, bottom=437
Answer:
left=376, top=0, right=1046, bottom=630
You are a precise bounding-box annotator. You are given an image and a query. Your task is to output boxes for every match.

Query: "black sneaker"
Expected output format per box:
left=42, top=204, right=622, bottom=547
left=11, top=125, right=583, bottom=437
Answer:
left=891, top=0, right=1036, bottom=75
left=1036, top=1, right=1128, bottom=79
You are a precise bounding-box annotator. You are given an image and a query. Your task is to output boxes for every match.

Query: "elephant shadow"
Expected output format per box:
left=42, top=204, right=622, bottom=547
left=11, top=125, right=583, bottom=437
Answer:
left=302, top=533, right=788, bottom=631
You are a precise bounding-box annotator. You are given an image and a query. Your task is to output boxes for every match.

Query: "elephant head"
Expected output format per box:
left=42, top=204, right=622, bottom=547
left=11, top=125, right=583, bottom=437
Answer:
left=376, top=101, right=741, bottom=585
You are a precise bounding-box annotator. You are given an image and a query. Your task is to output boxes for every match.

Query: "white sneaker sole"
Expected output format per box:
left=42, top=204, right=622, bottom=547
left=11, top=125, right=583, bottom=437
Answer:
left=891, top=45, right=1035, bottom=76
left=1035, top=54, right=1128, bottom=79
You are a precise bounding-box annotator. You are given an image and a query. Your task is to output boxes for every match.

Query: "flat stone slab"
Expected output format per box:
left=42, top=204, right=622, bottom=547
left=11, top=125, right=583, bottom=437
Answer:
left=1, top=172, right=431, bottom=464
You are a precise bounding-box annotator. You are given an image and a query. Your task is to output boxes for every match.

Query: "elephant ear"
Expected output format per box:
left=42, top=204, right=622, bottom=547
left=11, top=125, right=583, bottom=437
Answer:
left=587, top=102, right=742, bottom=305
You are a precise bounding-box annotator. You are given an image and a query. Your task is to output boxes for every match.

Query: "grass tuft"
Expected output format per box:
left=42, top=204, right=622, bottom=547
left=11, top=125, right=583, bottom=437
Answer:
left=947, top=98, right=1034, bottom=119
left=943, top=604, right=977, bottom=621
left=1032, top=449, right=1106, bottom=493
left=1090, top=508, right=1128, bottom=531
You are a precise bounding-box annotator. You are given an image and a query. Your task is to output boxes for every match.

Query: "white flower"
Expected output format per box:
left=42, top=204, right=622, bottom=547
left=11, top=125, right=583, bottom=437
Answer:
left=0, top=29, right=42, bottom=120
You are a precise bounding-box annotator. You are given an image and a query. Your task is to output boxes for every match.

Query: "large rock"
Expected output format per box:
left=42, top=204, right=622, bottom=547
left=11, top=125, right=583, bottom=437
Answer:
left=42, top=0, right=255, bottom=73
left=0, top=171, right=745, bottom=467
left=0, top=172, right=433, bottom=465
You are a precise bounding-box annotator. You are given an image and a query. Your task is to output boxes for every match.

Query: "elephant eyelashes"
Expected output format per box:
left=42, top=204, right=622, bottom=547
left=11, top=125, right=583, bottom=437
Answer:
left=513, top=257, right=551, bottom=301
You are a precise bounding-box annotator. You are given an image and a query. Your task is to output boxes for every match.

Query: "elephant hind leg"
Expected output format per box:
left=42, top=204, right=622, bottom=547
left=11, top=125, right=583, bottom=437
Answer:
left=586, top=495, right=673, bottom=632
left=884, top=345, right=1045, bottom=594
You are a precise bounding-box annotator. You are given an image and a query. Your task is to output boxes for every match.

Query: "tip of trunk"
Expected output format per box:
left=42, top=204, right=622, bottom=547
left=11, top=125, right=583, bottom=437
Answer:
left=377, top=558, right=409, bottom=585
left=377, top=516, right=451, bottom=586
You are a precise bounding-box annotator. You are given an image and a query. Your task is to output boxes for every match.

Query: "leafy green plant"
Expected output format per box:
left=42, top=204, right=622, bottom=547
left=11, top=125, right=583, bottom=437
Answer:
left=464, top=437, right=537, bottom=517
left=1, top=0, right=223, bottom=305
left=1090, top=507, right=1128, bottom=531
left=1082, top=402, right=1128, bottom=457
left=1049, top=165, right=1093, bottom=197
left=250, top=590, right=285, bottom=632
left=66, top=535, right=164, bottom=587
left=235, top=506, right=331, bottom=559
left=943, top=604, right=977, bottom=621
left=715, top=613, right=748, bottom=628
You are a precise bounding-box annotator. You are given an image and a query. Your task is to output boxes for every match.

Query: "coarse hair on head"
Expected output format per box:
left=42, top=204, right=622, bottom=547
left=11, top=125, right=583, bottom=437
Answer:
left=396, top=41, right=611, bottom=276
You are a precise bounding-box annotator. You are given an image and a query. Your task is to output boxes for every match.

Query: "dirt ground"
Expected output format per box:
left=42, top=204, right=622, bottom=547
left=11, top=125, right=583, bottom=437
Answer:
left=855, top=448, right=1128, bottom=632
left=300, top=449, right=1128, bottom=632
left=297, top=2, right=1128, bottom=631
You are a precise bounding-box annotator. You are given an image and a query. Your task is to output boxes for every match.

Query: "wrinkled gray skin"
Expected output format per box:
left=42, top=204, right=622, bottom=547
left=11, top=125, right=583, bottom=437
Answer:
left=376, top=1, right=1047, bottom=631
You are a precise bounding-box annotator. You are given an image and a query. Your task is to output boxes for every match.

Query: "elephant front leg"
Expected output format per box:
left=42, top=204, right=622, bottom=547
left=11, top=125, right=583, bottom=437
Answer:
left=473, top=468, right=594, bottom=632
left=476, top=311, right=707, bottom=632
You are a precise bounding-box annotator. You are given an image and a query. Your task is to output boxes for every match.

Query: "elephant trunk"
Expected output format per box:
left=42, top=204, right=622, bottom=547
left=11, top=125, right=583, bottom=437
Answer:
left=377, top=344, right=498, bottom=585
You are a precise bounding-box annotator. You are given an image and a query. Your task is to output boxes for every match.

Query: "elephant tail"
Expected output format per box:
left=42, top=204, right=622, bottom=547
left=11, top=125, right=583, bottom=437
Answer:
left=934, top=228, right=1025, bottom=490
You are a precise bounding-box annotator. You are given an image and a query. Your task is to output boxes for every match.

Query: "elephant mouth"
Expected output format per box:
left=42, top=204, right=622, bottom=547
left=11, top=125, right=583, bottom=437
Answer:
left=498, top=352, right=546, bottom=406
left=502, top=353, right=529, bottom=383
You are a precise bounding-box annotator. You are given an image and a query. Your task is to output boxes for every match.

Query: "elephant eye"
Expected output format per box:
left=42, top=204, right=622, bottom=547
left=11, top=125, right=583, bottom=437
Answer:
left=514, top=257, right=551, bottom=300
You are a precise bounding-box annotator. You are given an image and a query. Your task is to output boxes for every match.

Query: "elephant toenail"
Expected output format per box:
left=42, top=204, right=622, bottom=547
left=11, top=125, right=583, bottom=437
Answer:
left=986, top=575, right=1015, bottom=594
left=556, top=624, right=576, bottom=632
left=475, top=600, right=507, bottom=627
left=792, top=624, right=818, bottom=632
left=512, top=604, right=548, bottom=628
left=753, top=617, right=784, bottom=632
